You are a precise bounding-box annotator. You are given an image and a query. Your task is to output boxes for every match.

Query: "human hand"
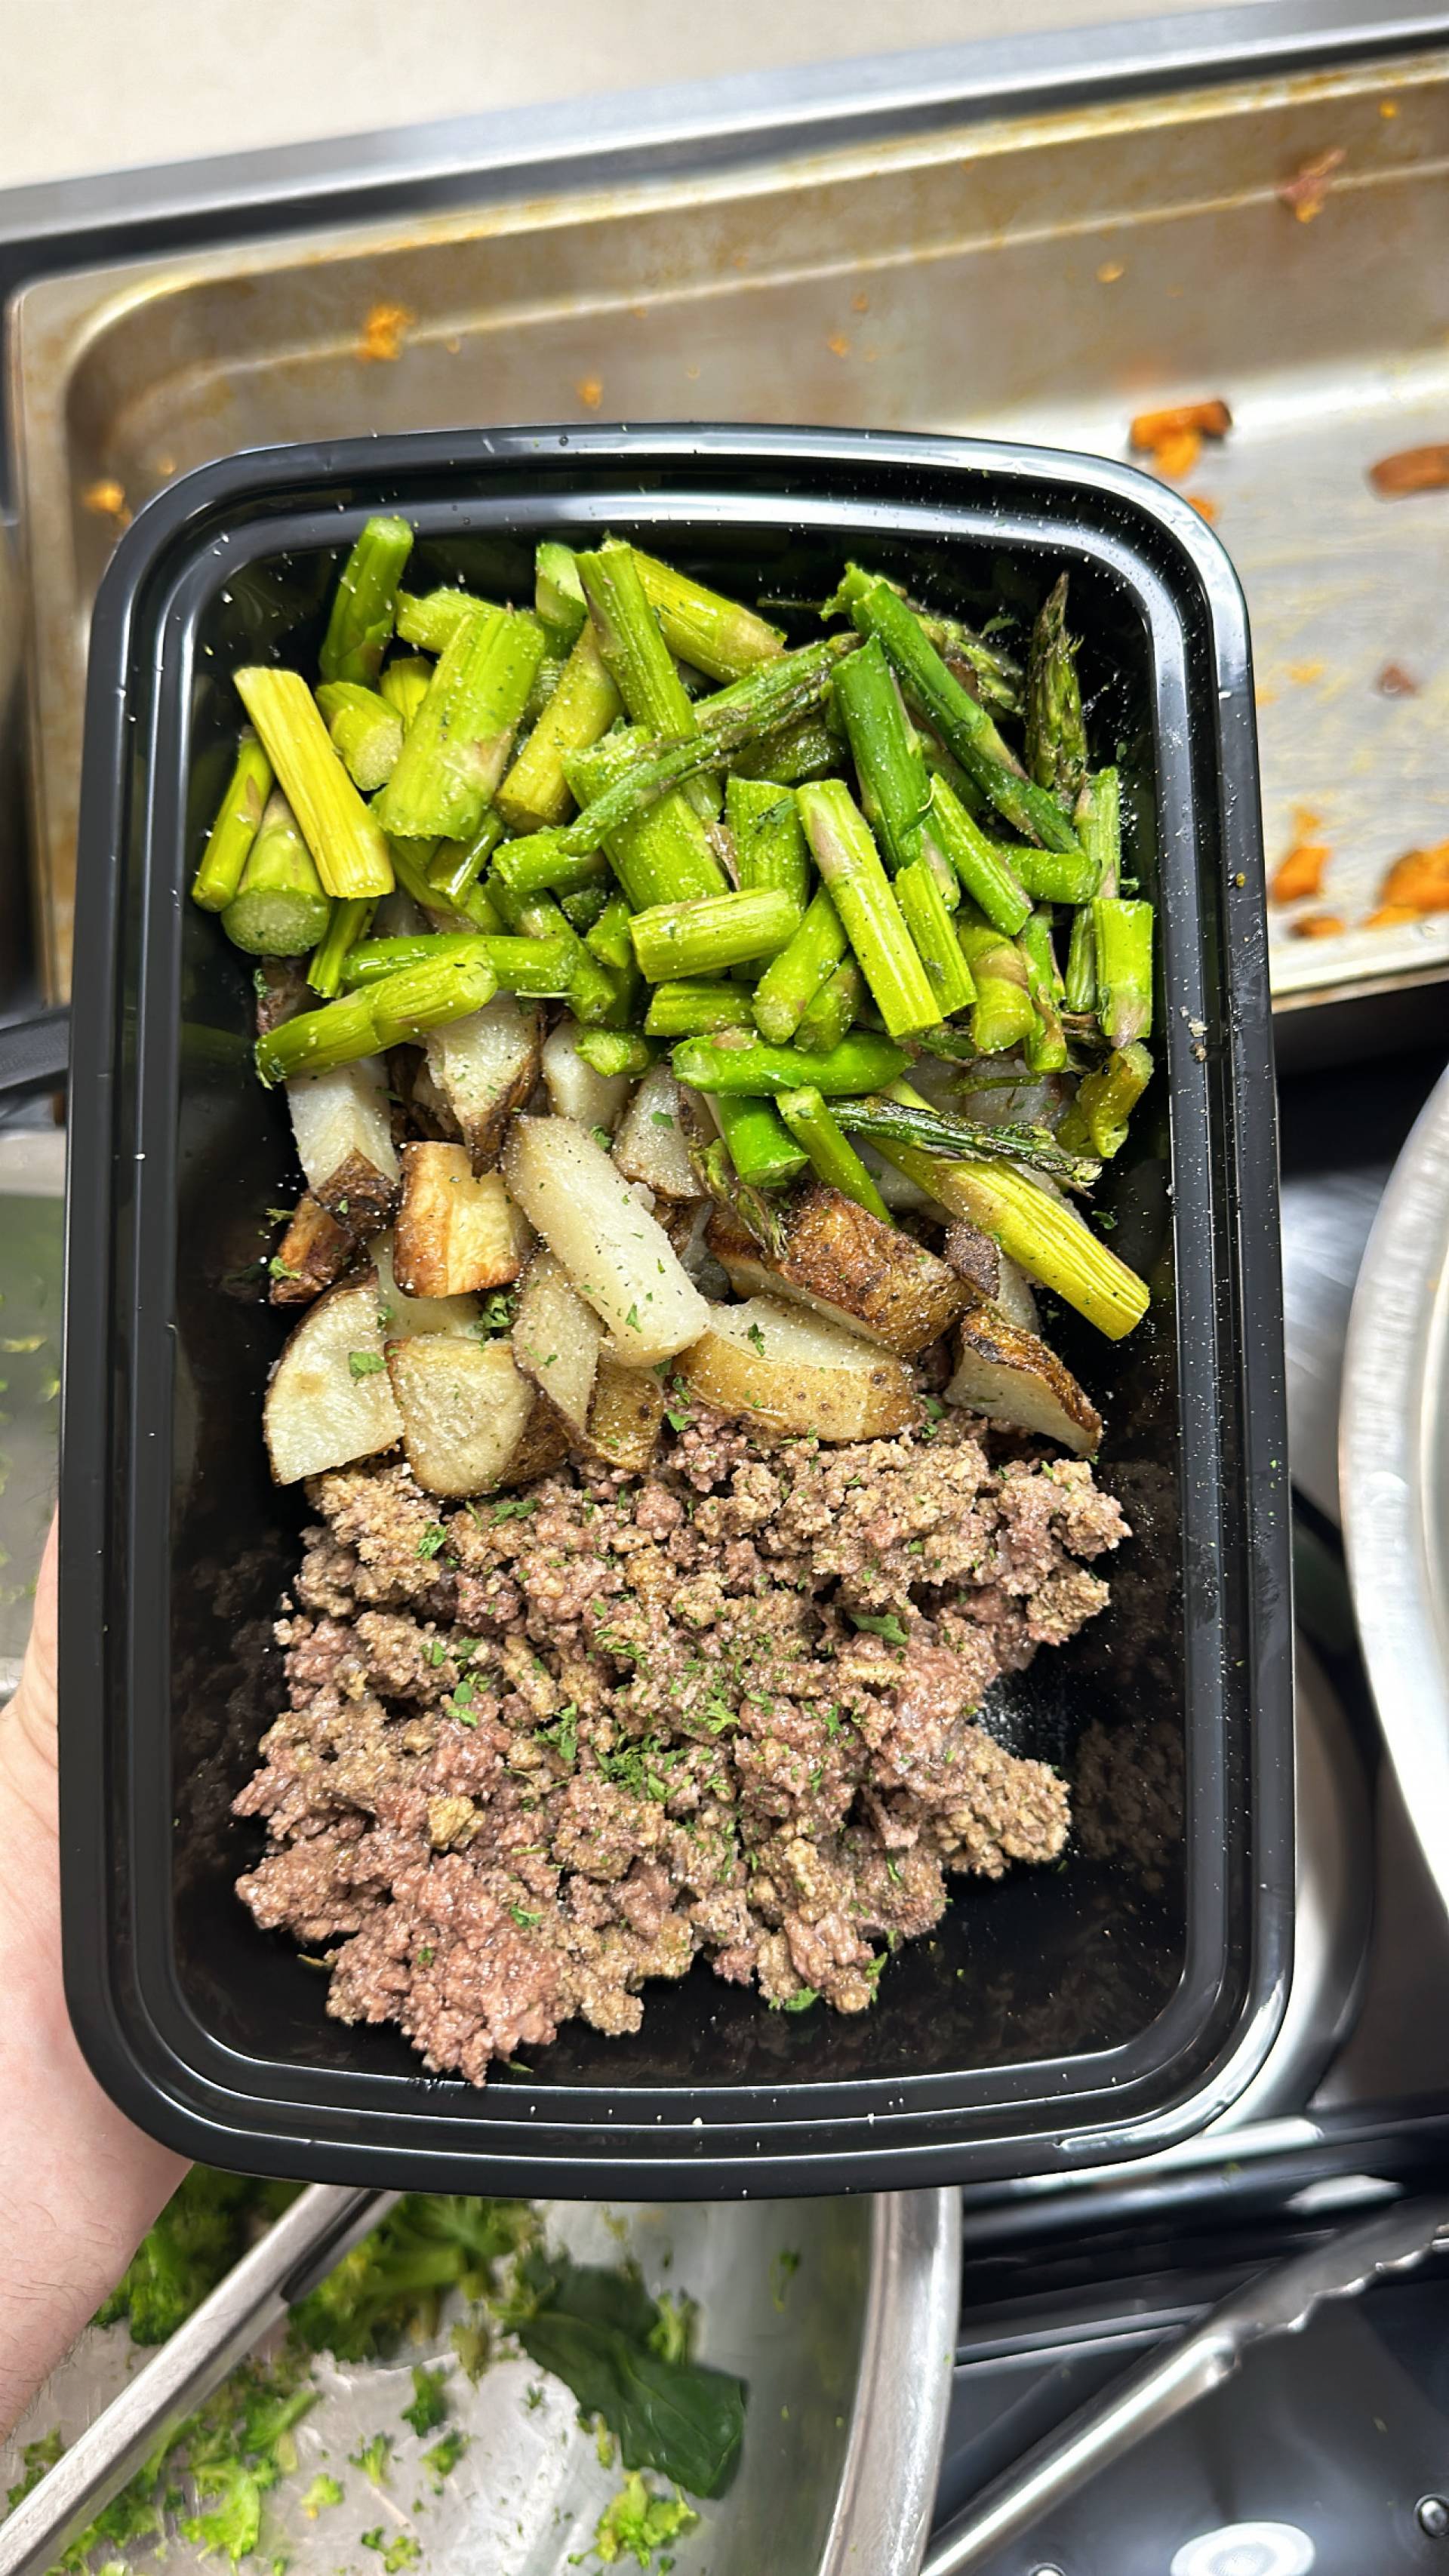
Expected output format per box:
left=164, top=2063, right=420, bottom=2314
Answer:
left=0, top=1518, right=186, bottom=2436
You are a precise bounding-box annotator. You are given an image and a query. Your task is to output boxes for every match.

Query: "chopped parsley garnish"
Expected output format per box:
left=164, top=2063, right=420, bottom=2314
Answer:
left=267, top=1254, right=299, bottom=1282
left=746, top=1321, right=767, bottom=1355
left=416, top=1522, right=448, bottom=1559
left=885, top=1857, right=903, bottom=1885
left=416, top=1946, right=435, bottom=1966
left=509, top=1904, right=542, bottom=1930
left=781, top=1987, right=818, bottom=2013
left=348, top=1349, right=386, bottom=1378
left=539, top=1705, right=579, bottom=1764
left=478, top=1288, right=516, bottom=1332
left=651, top=1109, right=675, bottom=1128
left=848, top=1610, right=909, bottom=1646
left=491, top=1494, right=537, bottom=1522
left=624, top=1303, right=641, bottom=1331
left=425, top=1639, right=448, bottom=1667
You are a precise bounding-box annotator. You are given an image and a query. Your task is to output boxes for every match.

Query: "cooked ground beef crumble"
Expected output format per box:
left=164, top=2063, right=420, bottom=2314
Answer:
left=235, top=1406, right=1128, bottom=2084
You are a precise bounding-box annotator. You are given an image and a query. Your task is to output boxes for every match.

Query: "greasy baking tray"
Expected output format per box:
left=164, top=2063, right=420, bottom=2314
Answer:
left=60, top=423, right=1291, bottom=2194
left=8, top=46, right=1449, bottom=1016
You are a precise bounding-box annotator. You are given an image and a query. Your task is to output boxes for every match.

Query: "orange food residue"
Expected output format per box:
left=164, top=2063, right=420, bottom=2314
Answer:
left=1097, top=260, right=1125, bottom=285
left=1368, top=444, right=1449, bottom=497
left=827, top=332, right=852, bottom=359
left=81, top=477, right=129, bottom=522
left=1375, top=662, right=1420, bottom=697
left=1130, top=399, right=1232, bottom=482
left=575, top=376, right=604, bottom=411
left=1276, top=147, right=1345, bottom=222
left=1270, top=826, right=1331, bottom=904
left=1292, top=913, right=1346, bottom=939
left=1380, top=100, right=1399, bottom=118
left=356, top=303, right=412, bottom=363
left=1378, top=840, right=1449, bottom=913
left=1286, top=660, right=1326, bottom=685
left=1186, top=492, right=1219, bottom=523
left=1364, top=903, right=1422, bottom=929
left=851, top=291, right=869, bottom=313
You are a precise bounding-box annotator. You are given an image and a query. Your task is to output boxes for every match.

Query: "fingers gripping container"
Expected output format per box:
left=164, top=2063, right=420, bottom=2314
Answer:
left=60, top=426, right=1291, bottom=2195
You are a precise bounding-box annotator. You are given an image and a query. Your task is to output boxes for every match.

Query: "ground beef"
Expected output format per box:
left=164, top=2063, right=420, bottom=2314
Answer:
left=235, top=1406, right=1128, bottom=2083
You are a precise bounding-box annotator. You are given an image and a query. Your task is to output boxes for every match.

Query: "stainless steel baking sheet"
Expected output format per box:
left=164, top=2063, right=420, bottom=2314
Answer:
left=8, top=46, right=1449, bottom=999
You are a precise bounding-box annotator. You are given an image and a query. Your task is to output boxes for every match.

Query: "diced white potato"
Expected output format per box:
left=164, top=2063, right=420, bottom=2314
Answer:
left=945, top=1310, right=1102, bottom=1456
left=994, top=1256, right=1041, bottom=1334
left=269, top=1195, right=355, bottom=1306
left=395, top=1143, right=533, bottom=1299
left=678, top=1295, right=921, bottom=1442
left=386, top=1333, right=540, bottom=1499
left=708, top=1186, right=967, bottom=1360
left=512, top=1250, right=603, bottom=1438
left=503, top=1115, right=709, bottom=1367
left=542, top=1015, right=631, bottom=1134
left=370, top=1231, right=481, bottom=1339
left=264, top=1271, right=403, bottom=1485
left=287, top=1056, right=399, bottom=1227
left=613, top=1063, right=700, bottom=1199
left=584, top=1358, right=667, bottom=1473
left=426, top=995, right=542, bottom=1171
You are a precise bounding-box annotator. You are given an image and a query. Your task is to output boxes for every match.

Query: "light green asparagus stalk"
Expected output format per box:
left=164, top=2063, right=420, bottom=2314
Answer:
left=895, top=857, right=976, bottom=1018
left=315, top=682, right=404, bottom=792
left=926, top=775, right=1032, bottom=935
left=491, top=834, right=612, bottom=909
left=711, top=1094, right=809, bottom=1188
left=1057, top=1042, right=1153, bottom=1159
left=1009, top=843, right=1100, bottom=905
left=318, top=515, right=414, bottom=689
left=426, top=811, right=506, bottom=911
left=732, top=715, right=842, bottom=786
left=492, top=885, right=619, bottom=1026
left=644, top=981, right=756, bottom=1038
left=219, top=791, right=332, bottom=956
left=574, top=1029, right=657, bottom=1079
left=255, top=949, right=498, bottom=1085
left=583, top=893, right=635, bottom=975
left=565, top=730, right=727, bottom=913
left=577, top=540, right=718, bottom=821
left=378, top=657, right=433, bottom=730
left=832, top=1091, right=1095, bottom=1190
left=395, top=587, right=497, bottom=654
left=777, top=1087, right=891, bottom=1219
left=726, top=776, right=811, bottom=912
left=340, top=931, right=574, bottom=997
left=1018, top=908, right=1069, bottom=1073
left=191, top=731, right=273, bottom=910
left=534, top=542, right=588, bottom=652
left=376, top=609, right=545, bottom=843
left=631, top=548, right=786, bottom=682
left=869, top=1081, right=1149, bottom=1338
left=1063, top=905, right=1097, bottom=1017
left=672, top=1028, right=908, bottom=1098
left=307, top=895, right=376, bottom=997
left=823, top=563, right=1023, bottom=717
left=1025, top=573, right=1087, bottom=806
left=1093, top=897, right=1155, bottom=1046
left=832, top=636, right=933, bottom=873
left=845, top=578, right=1085, bottom=854
left=796, top=780, right=939, bottom=1039
left=752, top=888, right=848, bottom=1045
left=631, top=887, right=800, bottom=983
left=495, top=620, right=623, bottom=832
left=957, top=915, right=1038, bottom=1056
left=795, top=958, right=865, bottom=1055
left=234, top=669, right=393, bottom=898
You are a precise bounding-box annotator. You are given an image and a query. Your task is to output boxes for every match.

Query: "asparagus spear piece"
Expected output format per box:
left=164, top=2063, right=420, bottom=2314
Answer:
left=712, top=1093, right=809, bottom=1188
left=644, top=981, right=756, bottom=1038
left=234, top=669, right=393, bottom=898
left=308, top=895, right=376, bottom=998
left=220, top=791, right=332, bottom=956
left=583, top=893, right=636, bottom=974
left=375, top=608, right=545, bottom=843
left=631, top=887, right=801, bottom=983
left=868, top=1095, right=1146, bottom=1338
left=191, top=731, right=273, bottom=911
left=534, top=542, right=588, bottom=652
left=795, top=958, right=865, bottom=1055
left=1057, top=1042, right=1153, bottom=1159
left=957, top=916, right=1037, bottom=1056
left=565, top=731, right=728, bottom=911
left=1093, top=897, right=1155, bottom=1045
left=426, top=811, right=506, bottom=910
left=318, top=514, right=413, bottom=688
left=895, top=856, right=977, bottom=1017
left=395, top=587, right=498, bottom=654
left=491, top=833, right=612, bottom=908
left=1018, top=908, right=1069, bottom=1074
left=832, top=636, right=933, bottom=872
left=1079, top=765, right=1122, bottom=894
left=1009, top=844, right=1100, bottom=905
left=631, top=548, right=786, bottom=682
left=672, top=1029, right=909, bottom=1097
left=315, top=681, right=404, bottom=792
left=777, top=1088, right=891, bottom=1219
left=561, top=881, right=611, bottom=935
left=847, top=579, right=1084, bottom=853
left=726, top=776, right=811, bottom=911
left=255, top=949, right=497, bottom=1085
left=494, top=888, right=620, bottom=1026
left=823, top=563, right=1023, bottom=717
left=1025, top=574, right=1087, bottom=806
left=926, top=775, right=1032, bottom=934
left=752, top=888, right=849, bottom=1045
left=1063, top=903, right=1097, bottom=1017
left=732, top=716, right=842, bottom=786
left=378, top=657, right=432, bottom=729
left=577, top=539, right=718, bottom=821
left=832, top=1090, right=1097, bottom=1190
left=494, top=620, right=622, bottom=832
left=796, top=780, right=940, bottom=1039
left=574, top=1030, right=657, bottom=1079
left=341, top=932, right=574, bottom=998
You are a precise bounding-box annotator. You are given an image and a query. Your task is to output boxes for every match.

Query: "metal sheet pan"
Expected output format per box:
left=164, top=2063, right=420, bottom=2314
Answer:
left=8, top=44, right=1449, bottom=1000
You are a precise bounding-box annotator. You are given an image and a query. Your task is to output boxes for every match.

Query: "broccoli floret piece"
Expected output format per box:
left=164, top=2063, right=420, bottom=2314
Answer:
left=300, top=2473, right=344, bottom=2518
left=350, top=2433, right=393, bottom=2490
left=180, top=2458, right=271, bottom=2564
left=361, top=2530, right=420, bottom=2572
left=420, top=2431, right=467, bottom=2489
left=97, top=2170, right=300, bottom=2347
left=7, top=2430, right=63, bottom=2511
left=290, top=2195, right=534, bottom=2362
left=592, top=2474, right=699, bottom=2570
left=401, top=2365, right=449, bottom=2436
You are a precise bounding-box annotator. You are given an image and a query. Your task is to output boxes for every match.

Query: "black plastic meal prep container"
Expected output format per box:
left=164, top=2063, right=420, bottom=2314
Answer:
left=60, top=423, right=1291, bottom=2196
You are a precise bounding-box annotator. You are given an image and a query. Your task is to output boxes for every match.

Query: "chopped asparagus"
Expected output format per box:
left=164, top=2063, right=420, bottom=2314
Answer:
left=957, top=916, right=1037, bottom=1056
left=832, top=1091, right=1097, bottom=1190
left=191, top=731, right=273, bottom=911
left=925, top=775, right=1032, bottom=935
left=1093, top=897, right=1154, bottom=1046
left=832, top=636, right=933, bottom=873
left=672, top=1029, right=909, bottom=1098
left=644, top=981, right=756, bottom=1038
left=631, top=888, right=801, bottom=983
left=534, top=541, right=589, bottom=652
left=726, top=775, right=811, bottom=912
left=341, top=932, right=574, bottom=998
left=395, top=586, right=498, bottom=654
left=751, top=887, right=849, bottom=1045
left=777, top=1087, right=891, bottom=1219
left=711, top=1093, right=810, bottom=1189
left=315, top=681, right=404, bottom=792
left=1025, top=574, right=1087, bottom=807
left=1057, top=1042, right=1154, bottom=1159
left=220, top=791, right=332, bottom=956
left=577, top=539, right=718, bottom=822
left=234, top=669, right=394, bottom=898
left=632, top=548, right=786, bottom=681
left=1018, top=908, right=1069, bottom=1074
left=565, top=730, right=728, bottom=913
left=794, top=958, right=865, bottom=1055
left=378, top=656, right=433, bottom=729
left=895, top=856, right=977, bottom=1018
left=308, top=895, right=376, bottom=998
left=574, top=1029, right=657, bottom=1079
left=427, top=811, right=506, bottom=910
left=495, top=620, right=622, bottom=832
left=796, top=780, right=939, bottom=1039
left=318, top=514, right=413, bottom=688
left=491, top=835, right=612, bottom=908
left=376, top=609, right=545, bottom=843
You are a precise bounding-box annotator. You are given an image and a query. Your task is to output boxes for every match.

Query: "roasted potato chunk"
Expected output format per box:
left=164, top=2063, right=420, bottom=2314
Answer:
left=503, top=1114, right=709, bottom=1366
left=264, top=1270, right=402, bottom=1485
left=612, top=1063, right=700, bottom=1200
left=386, top=1333, right=550, bottom=1498
left=287, top=1056, right=400, bottom=1230
left=511, top=1250, right=603, bottom=1439
left=394, top=1143, right=533, bottom=1300
left=583, top=1358, right=667, bottom=1473
left=708, top=1185, right=968, bottom=1359
left=945, top=1310, right=1103, bottom=1456
left=425, top=996, right=543, bottom=1172
left=678, top=1295, right=921, bottom=1442
left=269, top=1195, right=355, bottom=1306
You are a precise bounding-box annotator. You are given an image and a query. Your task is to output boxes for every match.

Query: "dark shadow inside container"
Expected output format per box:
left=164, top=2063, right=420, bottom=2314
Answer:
left=168, top=512, right=1188, bottom=2097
